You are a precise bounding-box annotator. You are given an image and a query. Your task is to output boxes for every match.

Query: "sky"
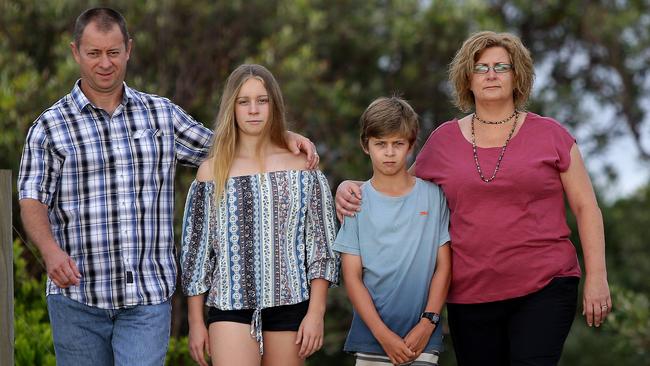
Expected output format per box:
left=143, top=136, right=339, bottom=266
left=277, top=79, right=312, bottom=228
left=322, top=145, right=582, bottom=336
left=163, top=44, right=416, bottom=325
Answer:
left=534, top=58, right=649, bottom=202
left=587, top=133, right=649, bottom=201
left=577, top=95, right=649, bottom=202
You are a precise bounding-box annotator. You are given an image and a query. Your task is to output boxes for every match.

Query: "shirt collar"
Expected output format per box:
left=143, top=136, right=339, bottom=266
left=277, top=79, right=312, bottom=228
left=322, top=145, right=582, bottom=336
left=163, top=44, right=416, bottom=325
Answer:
left=69, top=79, right=134, bottom=112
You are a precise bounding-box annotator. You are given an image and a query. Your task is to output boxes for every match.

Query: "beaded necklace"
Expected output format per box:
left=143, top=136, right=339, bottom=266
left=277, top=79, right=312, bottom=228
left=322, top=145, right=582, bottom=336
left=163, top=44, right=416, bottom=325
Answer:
left=471, top=111, right=519, bottom=183
left=473, top=110, right=517, bottom=125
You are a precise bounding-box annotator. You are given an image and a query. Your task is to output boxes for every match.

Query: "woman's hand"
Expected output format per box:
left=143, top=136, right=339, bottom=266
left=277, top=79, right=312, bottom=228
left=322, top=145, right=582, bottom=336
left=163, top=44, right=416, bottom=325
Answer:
left=334, top=180, right=363, bottom=222
left=188, top=322, right=211, bottom=366
left=582, top=273, right=612, bottom=327
left=560, top=144, right=612, bottom=328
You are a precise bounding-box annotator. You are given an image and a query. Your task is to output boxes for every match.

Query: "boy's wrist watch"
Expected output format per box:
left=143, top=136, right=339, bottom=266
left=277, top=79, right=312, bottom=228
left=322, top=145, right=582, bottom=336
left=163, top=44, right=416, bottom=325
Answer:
left=420, top=312, right=440, bottom=326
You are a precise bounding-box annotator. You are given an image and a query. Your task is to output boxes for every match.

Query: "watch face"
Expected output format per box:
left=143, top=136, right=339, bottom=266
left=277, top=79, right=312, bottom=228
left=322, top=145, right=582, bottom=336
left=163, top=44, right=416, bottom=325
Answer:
left=422, top=312, right=440, bottom=324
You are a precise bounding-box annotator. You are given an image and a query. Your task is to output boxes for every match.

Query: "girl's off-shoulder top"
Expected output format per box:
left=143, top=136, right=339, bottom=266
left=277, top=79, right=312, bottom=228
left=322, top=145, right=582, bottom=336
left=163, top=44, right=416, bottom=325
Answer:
left=180, top=169, right=340, bottom=350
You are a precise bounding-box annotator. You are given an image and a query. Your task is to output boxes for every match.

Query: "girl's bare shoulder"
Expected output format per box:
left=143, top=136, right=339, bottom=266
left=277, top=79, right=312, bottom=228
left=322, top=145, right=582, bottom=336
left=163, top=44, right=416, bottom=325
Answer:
left=269, top=147, right=311, bottom=171
left=196, top=158, right=214, bottom=182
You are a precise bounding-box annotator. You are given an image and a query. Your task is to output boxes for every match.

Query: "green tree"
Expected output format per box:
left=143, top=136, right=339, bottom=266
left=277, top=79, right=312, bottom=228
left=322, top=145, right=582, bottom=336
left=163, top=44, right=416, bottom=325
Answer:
left=5, top=1, right=649, bottom=364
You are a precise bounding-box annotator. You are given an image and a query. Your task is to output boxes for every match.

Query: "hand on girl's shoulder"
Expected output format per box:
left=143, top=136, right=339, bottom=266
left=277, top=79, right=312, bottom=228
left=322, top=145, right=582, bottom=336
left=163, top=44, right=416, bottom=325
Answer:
left=196, top=158, right=214, bottom=182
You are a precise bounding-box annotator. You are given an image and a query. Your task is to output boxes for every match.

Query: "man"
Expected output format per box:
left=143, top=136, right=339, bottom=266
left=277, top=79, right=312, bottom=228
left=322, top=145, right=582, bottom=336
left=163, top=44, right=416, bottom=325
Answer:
left=18, top=7, right=317, bottom=365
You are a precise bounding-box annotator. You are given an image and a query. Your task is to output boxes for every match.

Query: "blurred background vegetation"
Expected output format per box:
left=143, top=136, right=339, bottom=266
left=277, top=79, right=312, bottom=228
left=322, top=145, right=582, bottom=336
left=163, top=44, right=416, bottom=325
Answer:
left=3, top=0, right=649, bottom=365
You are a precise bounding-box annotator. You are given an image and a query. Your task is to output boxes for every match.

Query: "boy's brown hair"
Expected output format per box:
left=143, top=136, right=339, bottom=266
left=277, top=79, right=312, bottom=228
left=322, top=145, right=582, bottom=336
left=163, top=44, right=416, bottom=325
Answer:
left=359, top=96, right=419, bottom=150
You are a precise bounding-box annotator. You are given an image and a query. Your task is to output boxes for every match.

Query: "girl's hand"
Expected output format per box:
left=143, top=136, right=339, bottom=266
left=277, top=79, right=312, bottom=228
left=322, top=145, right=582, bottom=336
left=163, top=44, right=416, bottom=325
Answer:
left=188, top=323, right=211, bottom=366
left=295, top=311, right=324, bottom=359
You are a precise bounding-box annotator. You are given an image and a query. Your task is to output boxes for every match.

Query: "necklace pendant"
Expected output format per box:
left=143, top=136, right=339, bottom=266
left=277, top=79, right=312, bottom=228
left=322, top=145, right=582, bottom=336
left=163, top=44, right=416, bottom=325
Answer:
left=471, top=111, right=519, bottom=183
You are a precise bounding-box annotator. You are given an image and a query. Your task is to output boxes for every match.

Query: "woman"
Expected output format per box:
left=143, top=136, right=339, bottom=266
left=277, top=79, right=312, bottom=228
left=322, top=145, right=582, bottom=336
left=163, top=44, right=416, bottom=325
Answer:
left=336, top=32, right=611, bottom=366
left=181, top=64, right=340, bottom=366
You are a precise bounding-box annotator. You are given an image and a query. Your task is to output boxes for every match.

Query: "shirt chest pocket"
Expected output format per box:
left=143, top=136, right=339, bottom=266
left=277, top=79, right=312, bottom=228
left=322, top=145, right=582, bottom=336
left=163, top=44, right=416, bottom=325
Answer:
left=129, top=128, right=175, bottom=171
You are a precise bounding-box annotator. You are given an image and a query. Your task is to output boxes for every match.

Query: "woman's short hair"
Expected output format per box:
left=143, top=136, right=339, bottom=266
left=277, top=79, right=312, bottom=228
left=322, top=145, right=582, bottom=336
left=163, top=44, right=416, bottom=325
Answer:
left=448, top=31, right=534, bottom=112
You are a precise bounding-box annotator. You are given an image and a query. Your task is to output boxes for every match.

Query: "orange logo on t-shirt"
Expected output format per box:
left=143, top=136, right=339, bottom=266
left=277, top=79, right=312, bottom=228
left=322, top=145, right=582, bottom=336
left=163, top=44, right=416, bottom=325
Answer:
left=419, top=211, right=428, bottom=216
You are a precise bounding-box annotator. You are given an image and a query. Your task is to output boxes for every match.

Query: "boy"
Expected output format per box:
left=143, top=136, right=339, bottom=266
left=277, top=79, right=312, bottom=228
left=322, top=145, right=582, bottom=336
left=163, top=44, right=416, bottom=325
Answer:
left=333, top=97, right=451, bottom=366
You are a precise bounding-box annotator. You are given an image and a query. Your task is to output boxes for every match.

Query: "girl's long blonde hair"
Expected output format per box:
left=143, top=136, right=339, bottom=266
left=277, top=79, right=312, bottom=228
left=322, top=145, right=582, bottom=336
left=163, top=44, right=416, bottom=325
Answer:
left=209, top=64, right=288, bottom=202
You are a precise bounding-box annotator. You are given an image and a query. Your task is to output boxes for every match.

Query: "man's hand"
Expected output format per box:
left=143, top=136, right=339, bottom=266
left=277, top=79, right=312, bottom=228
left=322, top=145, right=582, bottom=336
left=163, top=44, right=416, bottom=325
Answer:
left=285, top=131, right=319, bottom=169
left=20, top=199, right=81, bottom=288
left=43, top=246, right=81, bottom=288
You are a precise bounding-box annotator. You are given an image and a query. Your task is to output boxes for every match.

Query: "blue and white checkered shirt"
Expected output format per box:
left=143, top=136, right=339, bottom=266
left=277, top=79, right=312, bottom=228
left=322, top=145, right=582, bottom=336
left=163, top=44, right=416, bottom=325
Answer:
left=18, top=80, right=213, bottom=309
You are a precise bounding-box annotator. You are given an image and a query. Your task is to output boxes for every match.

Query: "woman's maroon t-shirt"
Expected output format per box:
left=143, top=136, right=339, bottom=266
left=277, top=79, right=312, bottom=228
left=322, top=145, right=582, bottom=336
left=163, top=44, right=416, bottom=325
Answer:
left=415, top=112, right=581, bottom=304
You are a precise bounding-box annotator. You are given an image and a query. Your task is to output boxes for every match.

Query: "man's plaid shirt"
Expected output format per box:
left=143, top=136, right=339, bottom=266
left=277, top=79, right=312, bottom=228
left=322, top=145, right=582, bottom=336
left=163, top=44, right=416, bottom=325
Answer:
left=18, top=81, right=213, bottom=309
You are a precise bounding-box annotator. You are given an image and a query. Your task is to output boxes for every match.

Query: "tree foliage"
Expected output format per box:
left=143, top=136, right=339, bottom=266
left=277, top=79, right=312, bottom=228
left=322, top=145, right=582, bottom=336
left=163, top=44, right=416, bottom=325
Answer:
left=4, top=1, right=649, bottom=365
left=13, top=240, right=56, bottom=366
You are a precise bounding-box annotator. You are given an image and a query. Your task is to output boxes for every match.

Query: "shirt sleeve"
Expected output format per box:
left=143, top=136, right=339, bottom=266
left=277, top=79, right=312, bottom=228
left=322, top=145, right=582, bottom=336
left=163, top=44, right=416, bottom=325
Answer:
left=435, top=185, right=451, bottom=247
left=180, top=181, right=216, bottom=296
left=415, top=127, right=441, bottom=182
left=171, top=103, right=213, bottom=168
left=553, top=122, right=577, bottom=172
left=304, top=171, right=341, bottom=286
left=332, top=212, right=361, bottom=256
left=18, top=120, right=62, bottom=206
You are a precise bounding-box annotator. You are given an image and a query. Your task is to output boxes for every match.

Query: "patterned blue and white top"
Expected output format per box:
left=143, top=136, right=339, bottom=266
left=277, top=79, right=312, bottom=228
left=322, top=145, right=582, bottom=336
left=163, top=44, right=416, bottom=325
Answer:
left=180, top=169, right=340, bottom=348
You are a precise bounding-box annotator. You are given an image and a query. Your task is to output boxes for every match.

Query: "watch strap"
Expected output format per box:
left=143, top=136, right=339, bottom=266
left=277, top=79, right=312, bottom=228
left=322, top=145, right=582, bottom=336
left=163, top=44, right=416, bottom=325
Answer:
left=420, top=311, right=440, bottom=326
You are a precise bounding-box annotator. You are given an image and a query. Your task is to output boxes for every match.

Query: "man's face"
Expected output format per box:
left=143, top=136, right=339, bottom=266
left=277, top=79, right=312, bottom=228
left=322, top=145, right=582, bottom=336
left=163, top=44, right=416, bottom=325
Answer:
left=71, top=22, right=131, bottom=97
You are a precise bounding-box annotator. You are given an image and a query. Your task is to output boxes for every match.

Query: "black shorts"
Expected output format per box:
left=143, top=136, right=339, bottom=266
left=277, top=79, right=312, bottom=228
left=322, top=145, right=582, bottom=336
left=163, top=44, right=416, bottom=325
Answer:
left=207, top=301, right=309, bottom=331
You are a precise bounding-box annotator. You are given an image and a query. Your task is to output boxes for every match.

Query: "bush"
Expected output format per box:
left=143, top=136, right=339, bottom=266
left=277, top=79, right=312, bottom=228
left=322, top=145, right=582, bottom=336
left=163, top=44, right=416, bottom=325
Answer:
left=166, top=336, right=194, bottom=365
left=13, top=240, right=56, bottom=365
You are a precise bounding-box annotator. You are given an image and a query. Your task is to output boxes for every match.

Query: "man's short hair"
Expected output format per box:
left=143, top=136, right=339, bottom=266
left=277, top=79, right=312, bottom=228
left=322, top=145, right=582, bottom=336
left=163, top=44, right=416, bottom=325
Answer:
left=73, top=7, right=130, bottom=49
left=360, top=96, right=419, bottom=150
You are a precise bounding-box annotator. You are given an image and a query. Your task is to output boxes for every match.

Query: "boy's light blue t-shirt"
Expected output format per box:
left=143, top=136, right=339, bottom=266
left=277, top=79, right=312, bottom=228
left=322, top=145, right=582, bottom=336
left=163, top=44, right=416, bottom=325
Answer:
left=333, top=178, right=450, bottom=355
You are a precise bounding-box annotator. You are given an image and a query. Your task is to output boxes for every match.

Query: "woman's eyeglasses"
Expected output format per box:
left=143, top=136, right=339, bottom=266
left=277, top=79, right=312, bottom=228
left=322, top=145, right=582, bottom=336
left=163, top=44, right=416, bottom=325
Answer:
left=473, top=63, right=513, bottom=74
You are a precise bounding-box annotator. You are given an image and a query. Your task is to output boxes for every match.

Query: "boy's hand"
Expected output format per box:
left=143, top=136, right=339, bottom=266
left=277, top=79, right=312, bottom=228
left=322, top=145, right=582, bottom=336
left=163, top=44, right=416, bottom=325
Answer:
left=404, top=319, right=435, bottom=357
left=335, top=180, right=362, bottom=222
left=295, top=311, right=324, bottom=359
left=377, top=329, right=416, bottom=365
